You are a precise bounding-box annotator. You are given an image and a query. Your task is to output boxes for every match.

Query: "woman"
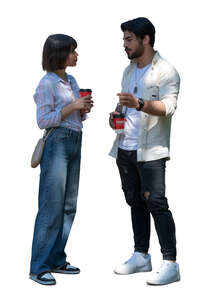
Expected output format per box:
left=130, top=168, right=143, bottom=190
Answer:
left=30, top=34, right=93, bottom=285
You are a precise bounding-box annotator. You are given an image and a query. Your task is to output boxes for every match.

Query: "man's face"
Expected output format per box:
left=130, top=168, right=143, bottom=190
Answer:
left=123, top=31, right=144, bottom=59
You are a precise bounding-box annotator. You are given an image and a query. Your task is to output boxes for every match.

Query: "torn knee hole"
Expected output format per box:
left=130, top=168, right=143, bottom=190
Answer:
left=144, top=191, right=150, bottom=200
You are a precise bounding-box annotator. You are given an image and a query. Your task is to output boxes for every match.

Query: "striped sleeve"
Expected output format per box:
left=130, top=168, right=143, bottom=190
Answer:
left=34, top=79, right=62, bottom=129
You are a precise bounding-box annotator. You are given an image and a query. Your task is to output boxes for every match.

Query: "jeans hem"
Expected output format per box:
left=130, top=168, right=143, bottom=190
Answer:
left=29, top=269, right=52, bottom=276
left=163, top=256, right=177, bottom=261
left=134, top=247, right=149, bottom=254
left=53, top=261, right=67, bottom=269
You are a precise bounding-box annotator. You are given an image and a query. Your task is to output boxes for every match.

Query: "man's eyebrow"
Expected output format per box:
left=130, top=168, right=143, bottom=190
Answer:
left=123, top=36, right=133, bottom=40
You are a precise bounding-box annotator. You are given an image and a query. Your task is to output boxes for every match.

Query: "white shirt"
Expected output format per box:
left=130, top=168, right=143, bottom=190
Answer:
left=119, top=64, right=151, bottom=150
left=109, top=51, right=180, bottom=162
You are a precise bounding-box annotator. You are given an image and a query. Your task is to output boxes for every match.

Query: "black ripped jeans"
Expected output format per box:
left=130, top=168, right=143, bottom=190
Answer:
left=116, top=148, right=177, bottom=261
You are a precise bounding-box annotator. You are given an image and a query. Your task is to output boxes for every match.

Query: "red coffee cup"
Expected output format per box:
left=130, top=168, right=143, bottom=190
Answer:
left=112, top=113, right=126, bottom=134
left=80, top=89, right=92, bottom=97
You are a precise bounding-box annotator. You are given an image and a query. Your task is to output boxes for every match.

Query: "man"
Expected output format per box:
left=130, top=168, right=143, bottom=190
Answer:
left=109, top=17, right=180, bottom=286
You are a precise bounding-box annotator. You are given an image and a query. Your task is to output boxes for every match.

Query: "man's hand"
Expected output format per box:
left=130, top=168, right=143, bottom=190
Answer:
left=109, top=111, right=120, bottom=129
left=117, top=93, right=139, bottom=109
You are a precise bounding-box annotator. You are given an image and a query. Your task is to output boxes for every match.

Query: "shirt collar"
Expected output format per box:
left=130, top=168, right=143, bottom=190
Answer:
left=131, top=50, right=161, bottom=66
left=152, top=51, right=160, bottom=65
left=47, top=72, right=71, bottom=83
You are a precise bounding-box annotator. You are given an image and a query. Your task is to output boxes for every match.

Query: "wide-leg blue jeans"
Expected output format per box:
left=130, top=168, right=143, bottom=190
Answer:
left=30, top=127, right=82, bottom=275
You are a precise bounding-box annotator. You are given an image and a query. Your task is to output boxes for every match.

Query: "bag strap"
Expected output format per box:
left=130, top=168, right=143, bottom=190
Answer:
left=43, top=128, right=54, bottom=141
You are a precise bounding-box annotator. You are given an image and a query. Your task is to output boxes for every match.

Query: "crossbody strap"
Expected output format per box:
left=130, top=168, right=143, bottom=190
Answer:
left=43, top=128, right=54, bottom=141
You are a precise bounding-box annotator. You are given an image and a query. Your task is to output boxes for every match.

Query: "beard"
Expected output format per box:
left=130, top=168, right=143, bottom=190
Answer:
left=125, top=44, right=144, bottom=59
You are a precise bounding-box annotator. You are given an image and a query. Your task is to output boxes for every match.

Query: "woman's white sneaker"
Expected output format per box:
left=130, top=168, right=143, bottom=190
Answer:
left=147, top=260, right=180, bottom=285
left=114, top=252, right=152, bottom=275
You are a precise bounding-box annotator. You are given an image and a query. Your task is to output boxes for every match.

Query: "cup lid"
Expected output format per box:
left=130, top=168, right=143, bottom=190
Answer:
left=80, top=89, right=92, bottom=92
left=113, top=113, right=125, bottom=118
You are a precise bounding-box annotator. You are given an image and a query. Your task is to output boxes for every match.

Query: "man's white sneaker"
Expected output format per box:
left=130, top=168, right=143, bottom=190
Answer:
left=114, top=252, right=152, bottom=275
left=147, top=260, right=180, bottom=285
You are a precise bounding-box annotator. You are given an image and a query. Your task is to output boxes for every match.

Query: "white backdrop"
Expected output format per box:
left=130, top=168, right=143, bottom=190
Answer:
left=1, top=0, right=208, bottom=298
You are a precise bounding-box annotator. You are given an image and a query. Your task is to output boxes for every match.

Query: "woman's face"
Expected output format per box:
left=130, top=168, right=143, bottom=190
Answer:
left=66, top=49, right=78, bottom=67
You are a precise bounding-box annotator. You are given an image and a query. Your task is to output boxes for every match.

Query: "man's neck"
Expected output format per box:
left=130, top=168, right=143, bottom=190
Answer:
left=136, top=48, right=155, bottom=68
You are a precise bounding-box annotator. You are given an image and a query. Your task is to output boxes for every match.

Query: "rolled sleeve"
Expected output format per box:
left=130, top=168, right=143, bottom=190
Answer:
left=34, top=79, right=62, bottom=129
left=82, top=113, right=89, bottom=121
left=160, top=69, right=180, bottom=117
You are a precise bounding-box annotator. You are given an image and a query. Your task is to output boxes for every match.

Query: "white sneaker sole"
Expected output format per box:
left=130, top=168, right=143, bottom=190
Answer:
left=147, top=276, right=180, bottom=286
left=114, top=264, right=152, bottom=275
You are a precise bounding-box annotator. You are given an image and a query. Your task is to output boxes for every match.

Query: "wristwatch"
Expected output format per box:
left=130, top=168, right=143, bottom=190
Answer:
left=136, top=98, right=145, bottom=111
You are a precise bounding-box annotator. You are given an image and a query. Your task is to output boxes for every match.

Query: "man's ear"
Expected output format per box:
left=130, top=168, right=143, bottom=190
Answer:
left=143, top=35, right=150, bottom=46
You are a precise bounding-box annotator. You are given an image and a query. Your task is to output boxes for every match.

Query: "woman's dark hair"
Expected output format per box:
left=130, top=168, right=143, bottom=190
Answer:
left=121, top=17, right=155, bottom=47
left=42, top=34, right=77, bottom=71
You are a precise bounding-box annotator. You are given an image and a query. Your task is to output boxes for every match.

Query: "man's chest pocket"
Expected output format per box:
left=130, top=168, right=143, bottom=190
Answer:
left=148, top=86, right=159, bottom=100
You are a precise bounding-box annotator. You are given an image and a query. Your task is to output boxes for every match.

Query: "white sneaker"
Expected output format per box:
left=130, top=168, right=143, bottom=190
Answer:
left=147, top=260, right=180, bottom=285
left=114, top=252, right=152, bottom=275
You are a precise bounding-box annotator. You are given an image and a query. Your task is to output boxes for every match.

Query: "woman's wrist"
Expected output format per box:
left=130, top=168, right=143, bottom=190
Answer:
left=71, top=101, right=77, bottom=111
left=61, top=102, right=77, bottom=120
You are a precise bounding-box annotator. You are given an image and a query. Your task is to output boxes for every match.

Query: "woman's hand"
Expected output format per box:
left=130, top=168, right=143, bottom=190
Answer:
left=80, top=102, right=94, bottom=115
left=74, top=95, right=93, bottom=111
left=61, top=96, right=93, bottom=121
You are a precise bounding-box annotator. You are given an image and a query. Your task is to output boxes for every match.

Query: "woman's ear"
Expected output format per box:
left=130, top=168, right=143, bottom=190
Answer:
left=65, top=53, right=71, bottom=66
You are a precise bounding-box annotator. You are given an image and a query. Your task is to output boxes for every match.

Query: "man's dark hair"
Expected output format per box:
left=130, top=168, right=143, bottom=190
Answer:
left=42, top=34, right=77, bottom=71
left=121, top=17, right=155, bottom=47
